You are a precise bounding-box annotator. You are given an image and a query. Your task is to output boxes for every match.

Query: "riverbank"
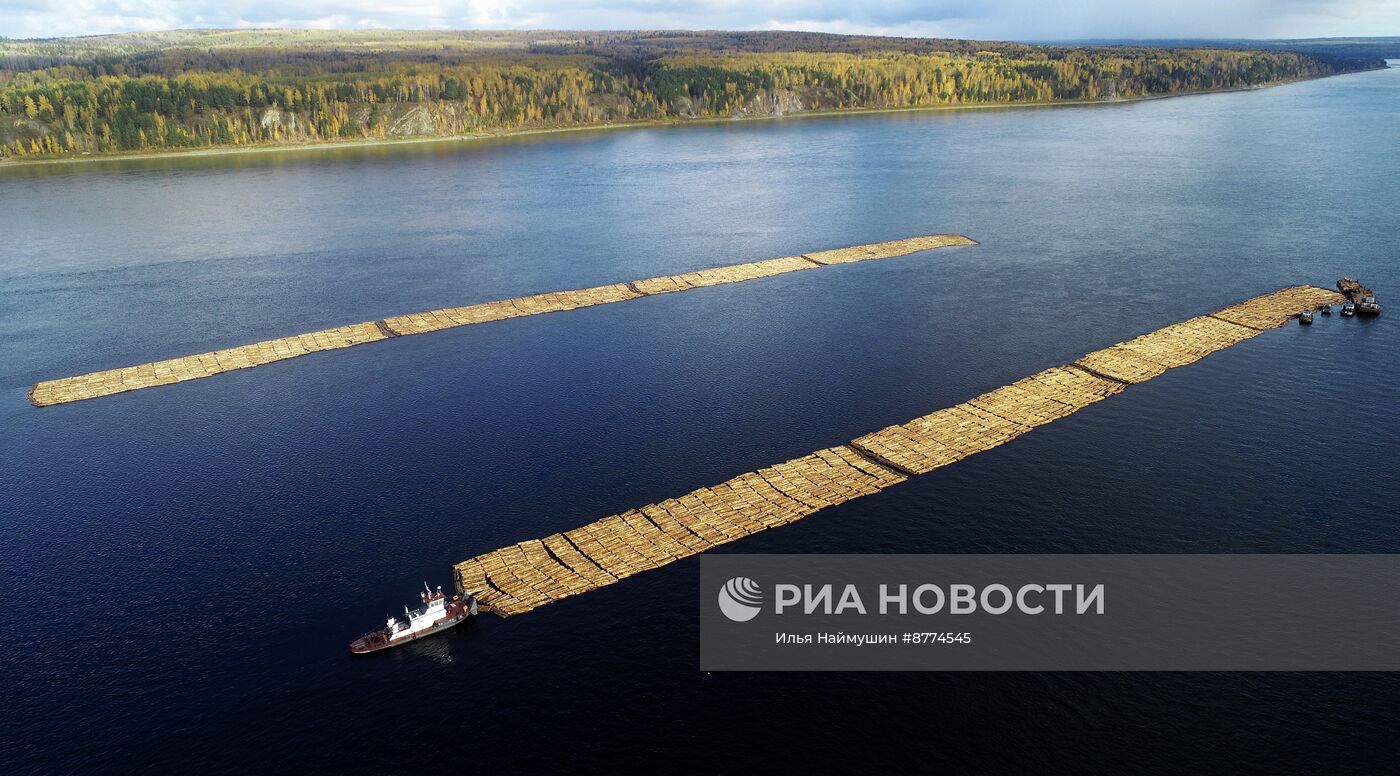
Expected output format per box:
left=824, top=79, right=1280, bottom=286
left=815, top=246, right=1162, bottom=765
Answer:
left=6, top=52, right=1398, bottom=772
left=1, top=68, right=1378, bottom=169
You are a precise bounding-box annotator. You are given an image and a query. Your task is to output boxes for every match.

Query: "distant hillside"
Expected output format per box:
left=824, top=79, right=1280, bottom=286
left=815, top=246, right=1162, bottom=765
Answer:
left=0, top=29, right=1385, bottom=160
left=1056, top=37, right=1400, bottom=61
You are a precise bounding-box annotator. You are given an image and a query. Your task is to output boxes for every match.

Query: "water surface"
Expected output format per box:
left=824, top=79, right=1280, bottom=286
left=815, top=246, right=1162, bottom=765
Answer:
left=3, top=67, right=1399, bottom=772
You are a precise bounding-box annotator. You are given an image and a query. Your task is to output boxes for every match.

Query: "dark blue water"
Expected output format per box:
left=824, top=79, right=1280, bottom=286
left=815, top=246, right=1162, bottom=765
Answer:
left=3, top=66, right=1398, bottom=773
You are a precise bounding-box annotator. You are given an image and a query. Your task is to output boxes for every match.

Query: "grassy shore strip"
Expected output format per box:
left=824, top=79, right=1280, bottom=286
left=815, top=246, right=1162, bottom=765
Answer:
left=0, top=72, right=1351, bottom=169
left=454, top=285, right=1345, bottom=617
left=27, top=234, right=976, bottom=407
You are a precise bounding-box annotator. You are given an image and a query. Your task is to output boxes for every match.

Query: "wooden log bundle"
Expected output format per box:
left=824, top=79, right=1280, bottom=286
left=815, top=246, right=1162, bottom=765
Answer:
left=454, top=284, right=1346, bottom=617
left=27, top=234, right=976, bottom=407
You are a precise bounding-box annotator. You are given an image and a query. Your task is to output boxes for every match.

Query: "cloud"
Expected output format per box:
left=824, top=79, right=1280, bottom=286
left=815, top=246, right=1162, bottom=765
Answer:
left=3, top=0, right=1399, bottom=40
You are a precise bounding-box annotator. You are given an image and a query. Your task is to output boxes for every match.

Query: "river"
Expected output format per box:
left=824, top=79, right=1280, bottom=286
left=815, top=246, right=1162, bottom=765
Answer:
left=2, top=66, right=1398, bottom=772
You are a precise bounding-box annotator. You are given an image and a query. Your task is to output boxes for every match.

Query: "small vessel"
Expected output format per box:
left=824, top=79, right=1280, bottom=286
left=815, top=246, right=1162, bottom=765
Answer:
left=1357, top=295, right=1381, bottom=316
left=1320, top=305, right=1332, bottom=316
left=1341, top=302, right=1356, bottom=317
left=1298, top=309, right=1313, bottom=325
left=350, top=584, right=476, bottom=655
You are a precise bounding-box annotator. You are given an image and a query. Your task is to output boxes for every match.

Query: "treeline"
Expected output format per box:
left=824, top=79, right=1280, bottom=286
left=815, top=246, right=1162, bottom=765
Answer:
left=1, top=59, right=654, bottom=154
left=1074, top=37, right=1400, bottom=61
left=0, top=31, right=1382, bottom=158
left=645, top=48, right=1353, bottom=113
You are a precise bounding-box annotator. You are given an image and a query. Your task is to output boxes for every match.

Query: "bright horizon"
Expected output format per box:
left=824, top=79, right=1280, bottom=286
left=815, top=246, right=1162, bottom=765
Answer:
left=5, top=1, right=1400, bottom=42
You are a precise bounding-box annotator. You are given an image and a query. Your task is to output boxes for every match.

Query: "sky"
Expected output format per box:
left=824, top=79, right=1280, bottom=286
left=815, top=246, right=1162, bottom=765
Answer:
left=3, top=0, right=1400, bottom=41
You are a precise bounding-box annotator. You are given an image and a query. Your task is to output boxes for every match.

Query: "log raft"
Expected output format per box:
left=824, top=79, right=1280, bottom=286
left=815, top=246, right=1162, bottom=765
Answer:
left=455, top=284, right=1344, bottom=617
left=26, top=234, right=976, bottom=407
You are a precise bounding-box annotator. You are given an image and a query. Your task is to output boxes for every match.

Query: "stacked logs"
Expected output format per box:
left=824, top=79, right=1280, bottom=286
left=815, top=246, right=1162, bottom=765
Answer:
left=28, top=234, right=977, bottom=407
left=26, top=322, right=388, bottom=407
left=455, top=284, right=1347, bottom=617
left=457, top=445, right=906, bottom=616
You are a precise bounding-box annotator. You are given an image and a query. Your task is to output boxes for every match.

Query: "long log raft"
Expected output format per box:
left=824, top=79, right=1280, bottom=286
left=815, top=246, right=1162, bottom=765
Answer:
left=454, top=284, right=1344, bottom=616
left=27, top=234, right=975, bottom=407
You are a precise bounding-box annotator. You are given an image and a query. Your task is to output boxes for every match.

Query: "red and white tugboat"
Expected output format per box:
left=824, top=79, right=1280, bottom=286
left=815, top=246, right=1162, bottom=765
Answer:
left=349, top=584, right=476, bottom=655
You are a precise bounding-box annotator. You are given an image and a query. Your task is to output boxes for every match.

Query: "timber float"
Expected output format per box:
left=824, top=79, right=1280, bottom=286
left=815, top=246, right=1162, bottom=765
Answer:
left=453, top=284, right=1349, bottom=617
left=27, top=234, right=976, bottom=407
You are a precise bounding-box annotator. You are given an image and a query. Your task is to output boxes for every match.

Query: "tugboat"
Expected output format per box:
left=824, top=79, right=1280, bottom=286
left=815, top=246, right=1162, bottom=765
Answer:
left=1320, top=304, right=1332, bottom=316
left=1337, top=278, right=1380, bottom=317
left=349, top=584, right=476, bottom=655
left=1299, top=309, right=1313, bottom=325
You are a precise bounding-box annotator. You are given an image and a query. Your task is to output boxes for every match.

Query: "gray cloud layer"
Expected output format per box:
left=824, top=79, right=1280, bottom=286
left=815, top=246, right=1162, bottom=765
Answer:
left=4, top=0, right=1399, bottom=40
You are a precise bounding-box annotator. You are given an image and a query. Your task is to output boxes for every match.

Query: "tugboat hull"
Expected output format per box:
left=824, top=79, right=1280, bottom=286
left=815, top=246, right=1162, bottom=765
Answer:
left=350, top=599, right=475, bottom=655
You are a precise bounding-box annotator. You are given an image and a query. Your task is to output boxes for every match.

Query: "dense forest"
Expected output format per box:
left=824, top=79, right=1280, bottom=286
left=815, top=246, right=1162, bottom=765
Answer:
left=1067, top=37, right=1400, bottom=61
left=0, top=30, right=1384, bottom=159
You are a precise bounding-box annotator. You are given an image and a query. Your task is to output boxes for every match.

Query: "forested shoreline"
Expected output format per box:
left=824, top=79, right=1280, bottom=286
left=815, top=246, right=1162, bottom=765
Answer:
left=0, top=30, right=1384, bottom=159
